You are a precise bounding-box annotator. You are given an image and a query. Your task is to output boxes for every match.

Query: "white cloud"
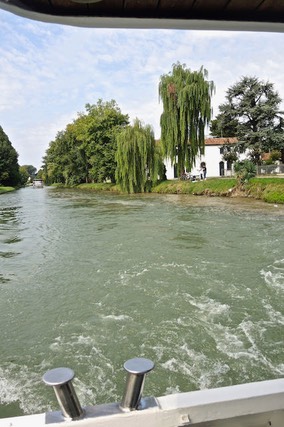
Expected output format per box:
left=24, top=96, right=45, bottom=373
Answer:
left=0, top=10, right=284, bottom=170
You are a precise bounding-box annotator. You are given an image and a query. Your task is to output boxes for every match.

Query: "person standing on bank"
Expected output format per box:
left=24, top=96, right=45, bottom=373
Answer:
left=201, top=162, right=207, bottom=180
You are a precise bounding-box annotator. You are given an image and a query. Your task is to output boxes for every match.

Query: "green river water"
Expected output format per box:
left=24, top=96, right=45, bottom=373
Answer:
left=0, top=187, right=283, bottom=418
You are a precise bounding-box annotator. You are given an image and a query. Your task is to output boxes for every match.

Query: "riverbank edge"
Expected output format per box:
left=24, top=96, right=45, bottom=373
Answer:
left=0, top=186, right=16, bottom=194
left=76, top=177, right=284, bottom=204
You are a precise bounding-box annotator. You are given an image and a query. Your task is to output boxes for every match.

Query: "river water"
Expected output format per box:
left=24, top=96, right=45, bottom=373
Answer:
left=0, top=187, right=283, bottom=417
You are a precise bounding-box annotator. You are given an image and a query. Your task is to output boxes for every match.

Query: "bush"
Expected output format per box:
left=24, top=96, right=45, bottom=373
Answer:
left=234, top=160, right=256, bottom=184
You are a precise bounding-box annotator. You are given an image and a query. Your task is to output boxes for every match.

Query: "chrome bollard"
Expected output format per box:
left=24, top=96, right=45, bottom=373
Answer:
left=121, top=357, right=155, bottom=411
left=42, top=367, right=84, bottom=420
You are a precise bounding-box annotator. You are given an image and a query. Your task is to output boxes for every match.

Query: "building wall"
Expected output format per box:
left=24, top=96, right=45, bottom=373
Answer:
left=164, top=144, right=247, bottom=179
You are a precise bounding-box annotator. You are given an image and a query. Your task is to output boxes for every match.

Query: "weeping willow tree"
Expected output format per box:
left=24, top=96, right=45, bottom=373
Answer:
left=159, top=62, right=215, bottom=176
left=115, top=119, right=160, bottom=193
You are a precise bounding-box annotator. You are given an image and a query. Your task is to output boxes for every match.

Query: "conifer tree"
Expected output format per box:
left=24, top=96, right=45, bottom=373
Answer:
left=159, top=62, right=215, bottom=176
left=211, top=76, right=284, bottom=162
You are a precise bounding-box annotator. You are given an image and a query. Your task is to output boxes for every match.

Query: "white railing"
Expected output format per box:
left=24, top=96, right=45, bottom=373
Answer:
left=256, top=164, right=284, bottom=175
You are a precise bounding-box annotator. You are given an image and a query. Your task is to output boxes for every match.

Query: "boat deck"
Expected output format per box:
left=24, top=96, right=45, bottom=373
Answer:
left=1, top=378, right=283, bottom=427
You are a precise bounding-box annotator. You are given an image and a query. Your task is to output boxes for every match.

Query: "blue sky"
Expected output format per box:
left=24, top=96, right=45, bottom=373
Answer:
left=1, top=9, right=284, bottom=171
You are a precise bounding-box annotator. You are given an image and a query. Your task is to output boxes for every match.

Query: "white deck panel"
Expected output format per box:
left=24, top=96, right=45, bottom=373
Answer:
left=1, top=378, right=283, bottom=427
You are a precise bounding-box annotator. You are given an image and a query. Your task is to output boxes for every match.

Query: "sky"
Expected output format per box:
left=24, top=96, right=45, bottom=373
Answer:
left=0, top=9, right=284, bottom=171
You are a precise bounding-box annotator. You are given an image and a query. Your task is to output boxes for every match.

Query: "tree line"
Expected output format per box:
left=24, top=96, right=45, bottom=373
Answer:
left=0, top=125, right=37, bottom=187
left=41, top=63, right=215, bottom=191
left=1, top=63, right=283, bottom=191
left=0, top=126, right=20, bottom=187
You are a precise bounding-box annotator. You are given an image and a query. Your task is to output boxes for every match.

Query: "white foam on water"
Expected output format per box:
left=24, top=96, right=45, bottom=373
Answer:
left=164, top=385, right=181, bottom=395
left=262, top=302, right=284, bottom=325
left=161, top=262, right=188, bottom=269
left=151, top=344, right=165, bottom=360
left=275, top=364, right=284, bottom=374
left=237, top=320, right=283, bottom=375
left=101, top=314, right=132, bottom=321
left=176, top=317, right=189, bottom=326
left=49, top=334, right=102, bottom=360
left=273, top=259, right=284, bottom=269
left=76, top=335, right=96, bottom=345
left=49, top=335, right=63, bottom=351
left=206, top=321, right=261, bottom=363
left=161, top=346, right=231, bottom=391
left=102, top=199, right=146, bottom=207
left=184, top=294, right=230, bottom=320
left=161, top=357, right=183, bottom=373
left=135, top=268, right=149, bottom=276
left=0, top=365, right=47, bottom=414
left=226, top=284, right=247, bottom=300
left=69, top=257, right=284, bottom=393
left=239, top=320, right=266, bottom=346
left=198, top=361, right=230, bottom=390
left=261, top=270, right=284, bottom=290
left=260, top=259, right=284, bottom=291
left=217, top=316, right=273, bottom=364
left=47, top=332, right=118, bottom=405
left=73, top=366, right=117, bottom=407
left=0, top=366, right=21, bottom=405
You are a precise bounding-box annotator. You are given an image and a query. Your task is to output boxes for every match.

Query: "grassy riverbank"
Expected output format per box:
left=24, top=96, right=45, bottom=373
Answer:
left=77, top=182, right=120, bottom=192
left=0, top=186, right=16, bottom=194
left=77, top=177, right=284, bottom=204
left=153, top=177, right=284, bottom=204
left=1, top=180, right=282, bottom=203
left=246, top=177, right=284, bottom=204
left=152, top=178, right=284, bottom=203
left=152, top=178, right=236, bottom=196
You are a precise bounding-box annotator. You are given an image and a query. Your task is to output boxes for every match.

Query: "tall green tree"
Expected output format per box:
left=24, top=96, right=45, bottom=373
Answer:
left=211, top=76, right=284, bottom=161
left=19, top=165, right=37, bottom=185
left=21, top=165, right=37, bottom=178
left=115, top=119, right=160, bottom=193
left=159, top=62, right=215, bottom=175
left=43, top=99, right=128, bottom=185
left=0, top=126, right=20, bottom=186
left=19, top=166, right=30, bottom=186
left=43, top=130, right=75, bottom=185
left=82, top=100, right=129, bottom=183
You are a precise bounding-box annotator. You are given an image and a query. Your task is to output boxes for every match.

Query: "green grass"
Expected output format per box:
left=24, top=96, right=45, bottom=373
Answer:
left=245, top=177, right=284, bottom=204
left=77, top=182, right=119, bottom=192
left=152, top=178, right=237, bottom=196
left=0, top=186, right=16, bottom=194
left=152, top=177, right=284, bottom=204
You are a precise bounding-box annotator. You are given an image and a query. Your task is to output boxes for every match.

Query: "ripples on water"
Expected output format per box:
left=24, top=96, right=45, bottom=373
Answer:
left=0, top=188, right=283, bottom=417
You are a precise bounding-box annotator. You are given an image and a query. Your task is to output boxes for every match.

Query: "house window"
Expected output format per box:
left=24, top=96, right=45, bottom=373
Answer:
left=219, top=161, right=224, bottom=176
left=227, top=160, right=232, bottom=171
left=220, top=147, right=224, bottom=155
